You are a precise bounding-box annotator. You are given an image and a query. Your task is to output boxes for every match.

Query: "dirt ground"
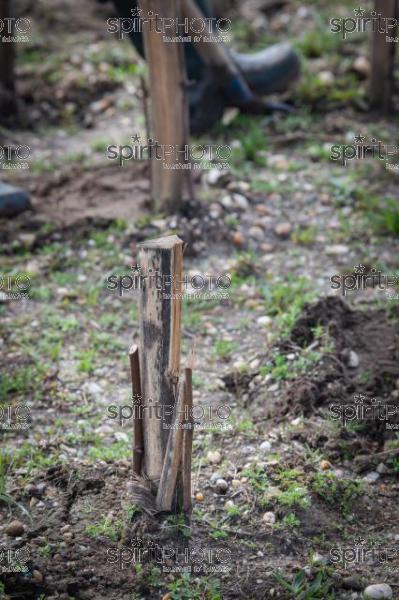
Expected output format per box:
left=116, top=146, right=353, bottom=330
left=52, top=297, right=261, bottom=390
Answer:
left=1, top=0, right=399, bottom=599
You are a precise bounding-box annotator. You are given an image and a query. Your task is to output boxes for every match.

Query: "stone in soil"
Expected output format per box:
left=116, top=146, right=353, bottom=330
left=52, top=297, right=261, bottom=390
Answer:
left=363, top=584, right=393, bottom=599
left=5, top=520, right=25, bottom=537
left=274, top=222, right=292, bottom=237
left=215, top=478, right=229, bottom=493
left=262, top=512, right=276, bottom=524
left=207, top=450, right=222, bottom=464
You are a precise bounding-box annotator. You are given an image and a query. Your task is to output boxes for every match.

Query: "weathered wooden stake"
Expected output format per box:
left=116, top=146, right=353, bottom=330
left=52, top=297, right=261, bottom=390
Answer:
left=369, top=0, right=398, bottom=112
left=0, top=0, right=16, bottom=117
left=139, top=0, right=192, bottom=213
left=137, top=235, right=184, bottom=485
left=182, top=365, right=193, bottom=514
left=156, top=379, right=185, bottom=511
left=129, top=344, right=144, bottom=475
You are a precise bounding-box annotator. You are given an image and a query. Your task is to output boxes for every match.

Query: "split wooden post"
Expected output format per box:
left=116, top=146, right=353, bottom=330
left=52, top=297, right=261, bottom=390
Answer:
left=0, top=0, right=16, bottom=116
left=369, top=0, right=398, bottom=112
left=137, top=235, right=184, bottom=487
left=182, top=365, right=193, bottom=514
left=156, top=379, right=186, bottom=511
left=139, top=0, right=192, bottom=213
left=129, top=345, right=144, bottom=475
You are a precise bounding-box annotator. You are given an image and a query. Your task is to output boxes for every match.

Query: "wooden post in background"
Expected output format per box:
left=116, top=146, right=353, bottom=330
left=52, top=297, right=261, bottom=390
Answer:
left=0, top=0, right=16, bottom=117
left=369, top=0, right=398, bottom=112
left=138, top=235, right=184, bottom=485
left=139, top=0, right=192, bottom=213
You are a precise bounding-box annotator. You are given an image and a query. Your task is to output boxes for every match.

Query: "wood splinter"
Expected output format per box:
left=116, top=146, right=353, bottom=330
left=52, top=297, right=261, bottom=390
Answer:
left=129, top=344, right=144, bottom=475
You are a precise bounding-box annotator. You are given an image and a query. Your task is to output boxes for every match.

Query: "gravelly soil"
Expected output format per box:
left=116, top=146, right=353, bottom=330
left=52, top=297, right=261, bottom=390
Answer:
left=1, top=0, right=399, bottom=599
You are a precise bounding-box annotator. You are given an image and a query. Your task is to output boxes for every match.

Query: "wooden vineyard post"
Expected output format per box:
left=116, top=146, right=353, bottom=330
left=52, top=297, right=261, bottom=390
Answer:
left=0, top=0, right=17, bottom=116
left=369, top=0, right=398, bottom=111
left=138, top=0, right=192, bottom=213
left=128, top=235, right=195, bottom=515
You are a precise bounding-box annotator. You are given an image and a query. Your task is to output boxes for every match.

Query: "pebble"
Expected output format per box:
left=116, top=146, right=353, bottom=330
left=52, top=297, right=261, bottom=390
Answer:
left=18, top=233, right=36, bottom=247
left=260, top=243, right=274, bottom=253
left=210, top=472, right=223, bottom=484
left=232, top=231, right=245, bottom=247
left=96, top=424, right=114, bottom=435
left=320, top=460, right=332, bottom=470
left=376, top=463, right=388, bottom=474
left=114, top=432, right=129, bottom=442
left=262, top=511, right=276, bottom=525
left=256, top=205, right=269, bottom=216
left=311, top=552, right=327, bottom=565
left=274, top=222, right=292, bottom=237
left=225, top=500, right=235, bottom=509
left=232, top=193, right=249, bottom=211
left=257, top=316, right=273, bottom=328
left=206, top=169, right=227, bottom=186
left=319, top=70, right=334, bottom=85
left=83, top=382, right=103, bottom=396
left=363, top=471, right=380, bottom=483
left=249, top=226, right=264, bottom=241
left=215, top=478, right=229, bottom=493
left=221, top=195, right=233, bottom=209
left=230, top=181, right=251, bottom=193
left=5, top=520, right=25, bottom=537
left=25, top=484, right=38, bottom=496
left=231, top=479, right=241, bottom=488
left=260, top=441, right=272, bottom=453
left=353, top=56, right=370, bottom=77
left=348, top=350, right=360, bottom=368
left=32, top=570, right=44, bottom=583
left=326, top=244, right=349, bottom=255
left=207, top=451, right=222, bottom=465
left=363, top=584, right=393, bottom=599
left=233, top=360, right=247, bottom=372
